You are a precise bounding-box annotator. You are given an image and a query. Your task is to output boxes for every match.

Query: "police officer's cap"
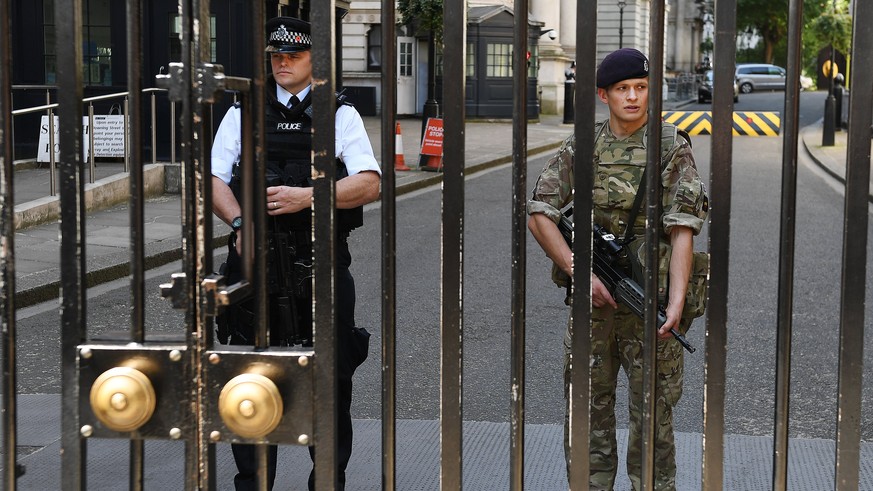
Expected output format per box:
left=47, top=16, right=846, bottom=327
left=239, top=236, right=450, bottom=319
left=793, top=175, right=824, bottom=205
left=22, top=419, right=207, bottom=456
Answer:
left=265, top=17, right=311, bottom=53
left=596, top=48, right=649, bottom=88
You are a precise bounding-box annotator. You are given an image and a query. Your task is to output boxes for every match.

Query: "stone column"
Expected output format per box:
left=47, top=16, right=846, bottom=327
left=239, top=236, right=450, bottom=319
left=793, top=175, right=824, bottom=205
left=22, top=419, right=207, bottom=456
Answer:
left=532, top=0, right=572, bottom=115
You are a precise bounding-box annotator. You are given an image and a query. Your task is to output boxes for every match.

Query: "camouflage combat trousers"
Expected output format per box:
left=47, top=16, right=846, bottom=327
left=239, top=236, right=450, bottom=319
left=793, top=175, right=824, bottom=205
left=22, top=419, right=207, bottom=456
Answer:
left=563, top=305, right=684, bottom=490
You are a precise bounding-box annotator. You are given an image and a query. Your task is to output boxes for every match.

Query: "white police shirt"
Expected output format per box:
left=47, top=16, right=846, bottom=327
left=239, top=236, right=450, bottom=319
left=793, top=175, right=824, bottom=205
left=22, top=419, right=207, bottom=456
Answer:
left=211, top=83, right=381, bottom=185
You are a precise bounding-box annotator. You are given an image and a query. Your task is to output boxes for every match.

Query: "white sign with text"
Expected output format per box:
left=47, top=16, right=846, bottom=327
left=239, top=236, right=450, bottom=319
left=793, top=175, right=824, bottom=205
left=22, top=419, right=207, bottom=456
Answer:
left=37, top=115, right=126, bottom=162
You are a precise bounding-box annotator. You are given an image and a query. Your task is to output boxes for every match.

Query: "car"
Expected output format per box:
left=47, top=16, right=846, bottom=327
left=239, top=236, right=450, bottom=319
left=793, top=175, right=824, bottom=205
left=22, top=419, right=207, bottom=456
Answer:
left=735, top=63, right=787, bottom=93
left=697, top=70, right=739, bottom=103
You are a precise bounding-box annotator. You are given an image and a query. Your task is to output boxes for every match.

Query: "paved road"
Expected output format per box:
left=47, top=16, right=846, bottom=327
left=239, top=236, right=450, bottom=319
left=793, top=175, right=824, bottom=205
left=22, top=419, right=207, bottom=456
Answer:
left=16, top=124, right=872, bottom=433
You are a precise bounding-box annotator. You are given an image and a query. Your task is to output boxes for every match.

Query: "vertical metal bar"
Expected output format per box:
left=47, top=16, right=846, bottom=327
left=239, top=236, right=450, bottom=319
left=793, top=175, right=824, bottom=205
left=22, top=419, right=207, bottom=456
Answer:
left=56, top=0, right=87, bottom=488
left=124, top=97, right=130, bottom=173
left=193, top=0, right=217, bottom=487
left=175, top=0, right=201, bottom=488
left=509, top=0, right=528, bottom=488
left=49, top=107, right=57, bottom=195
left=171, top=101, right=176, bottom=165
left=642, top=1, right=667, bottom=488
left=380, top=0, right=398, bottom=488
left=0, top=0, right=18, bottom=487
left=127, top=1, right=146, bottom=486
left=311, top=2, right=339, bottom=489
left=151, top=92, right=157, bottom=165
left=440, top=1, right=465, bottom=489
left=702, top=0, right=736, bottom=488
left=771, top=0, right=803, bottom=486
left=243, top=0, right=267, bottom=355
left=240, top=7, right=268, bottom=486
left=88, top=104, right=95, bottom=184
left=834, top=2, right=873, bottom=487
left=568, top=0, right=597, bottom=487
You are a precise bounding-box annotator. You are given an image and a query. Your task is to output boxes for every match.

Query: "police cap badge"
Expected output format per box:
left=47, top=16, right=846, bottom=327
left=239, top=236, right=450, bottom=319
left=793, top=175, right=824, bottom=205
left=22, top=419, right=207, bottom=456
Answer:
left=265, top=16, right=312, bottom=53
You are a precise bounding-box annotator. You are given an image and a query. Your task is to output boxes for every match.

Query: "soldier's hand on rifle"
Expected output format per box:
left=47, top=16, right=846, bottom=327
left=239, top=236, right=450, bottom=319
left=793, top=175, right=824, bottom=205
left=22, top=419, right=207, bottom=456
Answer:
left=267, top=185, right=313, bottom=214
left=591, top=273, right=618, bottom=309
left=658, top=302, right=684, bottom=340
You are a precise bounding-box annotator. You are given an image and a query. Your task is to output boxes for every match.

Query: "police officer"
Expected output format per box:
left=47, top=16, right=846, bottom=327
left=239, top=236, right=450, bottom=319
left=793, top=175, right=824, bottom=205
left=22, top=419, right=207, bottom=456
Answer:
left=527, top=48, right=708, bottom=489
left=211, top=16, right=381, bottom=490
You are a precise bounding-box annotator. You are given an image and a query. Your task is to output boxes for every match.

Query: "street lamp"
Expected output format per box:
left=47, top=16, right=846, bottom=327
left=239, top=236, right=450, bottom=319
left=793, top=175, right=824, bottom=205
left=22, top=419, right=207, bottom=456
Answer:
left=618, top=1, right=627, bottom=49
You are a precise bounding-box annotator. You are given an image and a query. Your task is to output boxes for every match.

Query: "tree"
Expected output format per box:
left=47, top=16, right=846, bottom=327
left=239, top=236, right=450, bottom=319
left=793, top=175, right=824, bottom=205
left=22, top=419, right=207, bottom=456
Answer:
left=398, top=0, right=443, bottom=38
left=735, top=0, right=834, bottom=65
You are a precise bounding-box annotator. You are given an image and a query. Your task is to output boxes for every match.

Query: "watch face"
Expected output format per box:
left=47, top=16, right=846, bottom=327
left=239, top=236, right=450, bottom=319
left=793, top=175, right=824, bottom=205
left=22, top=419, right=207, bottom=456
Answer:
left=232, top=217, right=242, bottom=230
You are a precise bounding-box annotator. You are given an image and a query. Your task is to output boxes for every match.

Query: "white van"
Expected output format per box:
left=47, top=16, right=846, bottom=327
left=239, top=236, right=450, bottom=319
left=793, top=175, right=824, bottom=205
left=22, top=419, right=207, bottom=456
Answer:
left=735, top=63, right=787, bottom=93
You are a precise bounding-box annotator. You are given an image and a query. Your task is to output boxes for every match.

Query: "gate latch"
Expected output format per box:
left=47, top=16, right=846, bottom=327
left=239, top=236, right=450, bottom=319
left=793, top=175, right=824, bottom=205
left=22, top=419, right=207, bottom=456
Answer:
left=156, top=62, right=227, bottom=103
left=202, top=274, right=252, bottom=317
left=159, top=272, right=187, bottom=310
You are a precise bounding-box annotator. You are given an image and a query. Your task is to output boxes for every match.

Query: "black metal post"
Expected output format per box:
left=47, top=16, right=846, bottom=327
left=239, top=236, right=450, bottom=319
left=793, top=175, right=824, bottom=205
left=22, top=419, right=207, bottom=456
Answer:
left=822, top=0, right=837, bottom=147
left=618, top=1, right=626, bottom=49
left=834, top=74, right=844, bottom=131
left=563, top=78, right=575, bottom=124
left=822, top=44, right=836, bottom=146
left=420, top=31, right=440, bottom=162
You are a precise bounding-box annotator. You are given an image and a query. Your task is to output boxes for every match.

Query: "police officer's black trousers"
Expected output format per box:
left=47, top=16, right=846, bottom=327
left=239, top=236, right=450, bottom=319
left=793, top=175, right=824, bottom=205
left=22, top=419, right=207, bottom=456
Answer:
left=224, top=239, right=367, bottom=491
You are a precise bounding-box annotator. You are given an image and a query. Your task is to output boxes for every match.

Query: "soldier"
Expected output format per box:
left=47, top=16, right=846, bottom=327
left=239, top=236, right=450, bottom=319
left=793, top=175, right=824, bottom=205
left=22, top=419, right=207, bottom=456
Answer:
left=210, top=16, right=381, bottom=491
left=527, top=48, right=708, bottom=489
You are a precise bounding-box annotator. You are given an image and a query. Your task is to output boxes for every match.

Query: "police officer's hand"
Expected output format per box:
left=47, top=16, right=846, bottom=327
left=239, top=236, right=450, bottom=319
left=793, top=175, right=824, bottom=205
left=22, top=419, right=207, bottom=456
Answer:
left=234, top=230, right=242, bottom=256
left=591, top=274, right=618, bottom=309
left=266, top=185, right=313, bottom=215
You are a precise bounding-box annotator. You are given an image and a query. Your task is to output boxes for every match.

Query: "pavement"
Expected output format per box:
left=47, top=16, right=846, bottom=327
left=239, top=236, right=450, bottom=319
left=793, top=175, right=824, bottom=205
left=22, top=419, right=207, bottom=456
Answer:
left=6, top=101, right=873, bottom=489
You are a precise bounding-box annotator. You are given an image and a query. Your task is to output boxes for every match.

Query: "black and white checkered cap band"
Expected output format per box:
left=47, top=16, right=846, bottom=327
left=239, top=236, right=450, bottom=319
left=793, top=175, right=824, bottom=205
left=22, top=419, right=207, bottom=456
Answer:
left=270, top=25, right=311, bottom=46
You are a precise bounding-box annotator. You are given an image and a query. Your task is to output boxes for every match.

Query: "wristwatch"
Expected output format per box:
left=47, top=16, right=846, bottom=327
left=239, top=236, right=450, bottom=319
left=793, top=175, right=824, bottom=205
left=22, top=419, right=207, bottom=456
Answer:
left=231, top=216, right=242, bottom=232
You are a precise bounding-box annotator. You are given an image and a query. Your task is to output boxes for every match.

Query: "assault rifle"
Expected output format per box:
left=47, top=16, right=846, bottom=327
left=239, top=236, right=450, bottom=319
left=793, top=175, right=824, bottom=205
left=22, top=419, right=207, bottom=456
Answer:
left=557, top=210, right=695, bottom=353
left=266, top=168, right=313, bottom=346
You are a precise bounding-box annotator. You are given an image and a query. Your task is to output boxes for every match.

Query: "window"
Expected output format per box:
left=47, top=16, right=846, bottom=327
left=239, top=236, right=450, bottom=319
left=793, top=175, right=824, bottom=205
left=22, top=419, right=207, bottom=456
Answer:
left=169, top=14, right=216, bottom=62
left=399, top=41, right=413, bottom=77
left=367, top=26, right=381, bottom=71
left=486, top=43, right=512, bottom=78
left=44, top=0, right=113, bottom=86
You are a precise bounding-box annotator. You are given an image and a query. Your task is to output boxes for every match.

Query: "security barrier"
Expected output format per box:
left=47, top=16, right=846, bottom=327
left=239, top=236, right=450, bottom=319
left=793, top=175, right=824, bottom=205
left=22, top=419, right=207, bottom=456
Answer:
left=662, top=110, right=782, bottom=136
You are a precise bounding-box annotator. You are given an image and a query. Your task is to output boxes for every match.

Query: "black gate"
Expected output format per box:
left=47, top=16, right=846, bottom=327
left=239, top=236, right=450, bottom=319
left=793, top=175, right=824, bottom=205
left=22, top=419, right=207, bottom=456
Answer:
left=1, top=0, right=870, bottom=489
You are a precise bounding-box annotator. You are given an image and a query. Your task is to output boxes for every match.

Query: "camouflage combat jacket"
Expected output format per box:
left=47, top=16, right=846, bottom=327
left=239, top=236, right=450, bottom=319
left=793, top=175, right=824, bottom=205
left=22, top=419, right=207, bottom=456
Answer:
left=528, top=120, right=709, bottom=288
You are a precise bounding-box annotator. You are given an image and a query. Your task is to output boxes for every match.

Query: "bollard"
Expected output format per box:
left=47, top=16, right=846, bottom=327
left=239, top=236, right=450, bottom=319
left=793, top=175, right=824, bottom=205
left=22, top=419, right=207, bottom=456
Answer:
left=563, top=61, right=576, bottom=124
left=563, top=80, right=575, bottom=124
left=833, top=73, right=845, bottom=131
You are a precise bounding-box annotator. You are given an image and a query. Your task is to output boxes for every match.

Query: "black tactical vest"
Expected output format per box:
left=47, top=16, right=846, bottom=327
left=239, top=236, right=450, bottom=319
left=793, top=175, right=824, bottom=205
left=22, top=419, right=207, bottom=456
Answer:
left=232, top=80, right=364, bottom=234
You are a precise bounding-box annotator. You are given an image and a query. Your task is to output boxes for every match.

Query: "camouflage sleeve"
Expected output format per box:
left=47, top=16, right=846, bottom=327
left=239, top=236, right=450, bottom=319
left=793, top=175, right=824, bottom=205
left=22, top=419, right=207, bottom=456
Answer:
left=527, top=134, right=576, bottom=224
left=661, top=138, right=709, bottom=235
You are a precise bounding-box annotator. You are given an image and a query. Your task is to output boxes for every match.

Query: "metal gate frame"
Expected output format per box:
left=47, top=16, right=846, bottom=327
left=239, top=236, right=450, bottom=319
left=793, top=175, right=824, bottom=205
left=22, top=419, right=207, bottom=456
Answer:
left=1, top=0, right=871, bottom=489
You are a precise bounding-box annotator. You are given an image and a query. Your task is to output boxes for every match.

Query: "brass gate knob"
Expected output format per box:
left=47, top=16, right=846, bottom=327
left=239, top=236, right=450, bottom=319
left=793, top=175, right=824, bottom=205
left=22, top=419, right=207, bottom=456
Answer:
left=218, top=373, right=283, bottom=439
left=89, top=367, right=156, bottom=432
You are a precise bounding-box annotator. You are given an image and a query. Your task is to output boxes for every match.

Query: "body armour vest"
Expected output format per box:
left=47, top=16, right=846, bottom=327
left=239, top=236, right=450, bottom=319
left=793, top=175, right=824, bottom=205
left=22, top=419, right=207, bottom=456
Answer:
left=232, top=86, right=364, bottom=234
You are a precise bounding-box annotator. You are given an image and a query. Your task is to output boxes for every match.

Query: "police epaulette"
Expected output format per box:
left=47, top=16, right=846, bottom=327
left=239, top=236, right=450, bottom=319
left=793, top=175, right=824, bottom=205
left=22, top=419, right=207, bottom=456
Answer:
left=335, top=89, right=354, bottom=108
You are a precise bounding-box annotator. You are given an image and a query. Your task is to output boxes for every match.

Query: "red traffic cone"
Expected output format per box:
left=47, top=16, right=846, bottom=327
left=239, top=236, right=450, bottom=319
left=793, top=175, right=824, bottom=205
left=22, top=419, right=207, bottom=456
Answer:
left=394, top=122, right=411, bottom=171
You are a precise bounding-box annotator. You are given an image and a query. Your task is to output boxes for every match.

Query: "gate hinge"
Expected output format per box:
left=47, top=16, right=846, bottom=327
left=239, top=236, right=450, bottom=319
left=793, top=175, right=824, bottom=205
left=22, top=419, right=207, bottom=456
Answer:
left=155, top=62, right=228, bottom=103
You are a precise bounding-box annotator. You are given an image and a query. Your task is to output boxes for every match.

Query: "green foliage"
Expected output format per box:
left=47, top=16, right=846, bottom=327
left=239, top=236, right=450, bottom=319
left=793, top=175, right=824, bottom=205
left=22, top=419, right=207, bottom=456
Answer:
left=736, top=0, right=851, bottom=82
left=398, top=0, right=443, bottom=36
